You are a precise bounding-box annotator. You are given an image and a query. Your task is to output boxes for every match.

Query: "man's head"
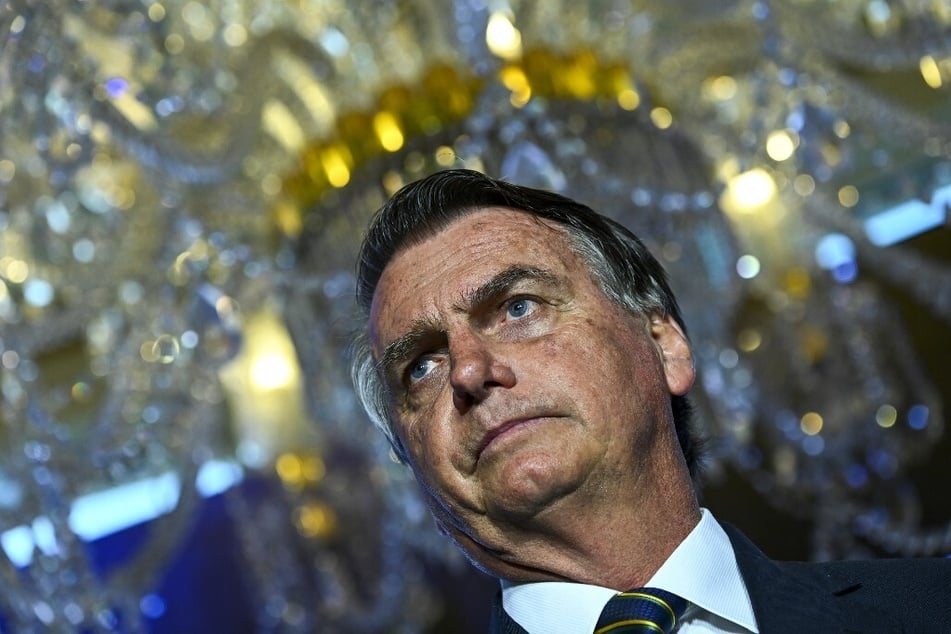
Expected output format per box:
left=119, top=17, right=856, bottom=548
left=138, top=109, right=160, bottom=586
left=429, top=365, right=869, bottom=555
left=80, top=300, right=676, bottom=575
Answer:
left=351, top=169, right=701, bottom=580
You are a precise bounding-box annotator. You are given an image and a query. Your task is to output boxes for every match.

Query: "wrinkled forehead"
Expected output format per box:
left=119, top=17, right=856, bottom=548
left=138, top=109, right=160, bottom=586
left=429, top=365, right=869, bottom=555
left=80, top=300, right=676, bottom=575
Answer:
left=366, top=207, right=576, bottom=351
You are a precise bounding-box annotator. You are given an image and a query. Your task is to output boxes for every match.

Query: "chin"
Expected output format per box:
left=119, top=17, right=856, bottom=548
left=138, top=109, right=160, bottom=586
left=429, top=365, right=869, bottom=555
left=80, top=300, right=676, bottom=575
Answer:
left=483, top=451, right=586, bottom=519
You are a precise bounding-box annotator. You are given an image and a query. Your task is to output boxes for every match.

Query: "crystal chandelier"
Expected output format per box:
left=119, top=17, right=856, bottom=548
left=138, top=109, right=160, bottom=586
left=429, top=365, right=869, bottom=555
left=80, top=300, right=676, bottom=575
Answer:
left=0, top=0, right=949, bottom=631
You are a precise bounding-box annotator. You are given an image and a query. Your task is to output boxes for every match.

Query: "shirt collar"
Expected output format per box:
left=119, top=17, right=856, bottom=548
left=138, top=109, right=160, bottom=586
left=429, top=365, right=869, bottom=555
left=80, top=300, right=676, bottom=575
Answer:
left=500, top=508, right=758, bottom=633
left=652, top=508, right=758, bottom=632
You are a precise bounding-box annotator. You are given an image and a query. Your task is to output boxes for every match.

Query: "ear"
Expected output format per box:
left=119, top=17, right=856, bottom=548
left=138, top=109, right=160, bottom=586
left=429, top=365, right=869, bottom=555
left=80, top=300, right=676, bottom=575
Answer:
left=649, top=313, right=695, bottom=396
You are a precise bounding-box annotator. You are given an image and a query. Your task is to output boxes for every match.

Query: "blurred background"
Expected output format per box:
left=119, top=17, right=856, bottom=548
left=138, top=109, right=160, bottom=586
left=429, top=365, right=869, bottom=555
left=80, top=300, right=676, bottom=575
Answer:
left=1, top=0, right=950, bottom=632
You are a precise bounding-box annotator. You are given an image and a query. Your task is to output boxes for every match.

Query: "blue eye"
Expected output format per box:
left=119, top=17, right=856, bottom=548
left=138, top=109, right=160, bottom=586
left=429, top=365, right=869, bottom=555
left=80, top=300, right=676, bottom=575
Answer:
left=408, top=357, right=437, bottom=383
left=506, top=298, right=536, bottom=319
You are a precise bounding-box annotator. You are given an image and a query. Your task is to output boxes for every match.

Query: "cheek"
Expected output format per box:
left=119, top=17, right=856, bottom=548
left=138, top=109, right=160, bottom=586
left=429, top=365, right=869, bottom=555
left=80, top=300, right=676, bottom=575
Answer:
left=549, top=318, right=659, bottom=411
left=400, top=408, right=456, bottom=476
left=543, top=318, right=637, bottom=376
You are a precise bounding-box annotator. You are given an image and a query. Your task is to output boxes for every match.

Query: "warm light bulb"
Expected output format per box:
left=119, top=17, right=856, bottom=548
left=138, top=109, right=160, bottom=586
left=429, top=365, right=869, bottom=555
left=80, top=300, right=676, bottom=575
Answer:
left=920, top=56, right=943, bottom=88
left=486, top=13, right=522, bottom=60
left=373, top=111, right=404, bottom=152
left=766, top=130, right=797, bottom=162
left=724, top=169, right=777, bottom=212
left=249, top=353, right=296, bottom=391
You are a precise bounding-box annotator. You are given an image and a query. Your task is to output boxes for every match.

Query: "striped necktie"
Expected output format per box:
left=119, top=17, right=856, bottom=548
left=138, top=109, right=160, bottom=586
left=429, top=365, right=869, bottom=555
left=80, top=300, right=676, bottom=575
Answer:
left=594, top=587, right=688, bottom=633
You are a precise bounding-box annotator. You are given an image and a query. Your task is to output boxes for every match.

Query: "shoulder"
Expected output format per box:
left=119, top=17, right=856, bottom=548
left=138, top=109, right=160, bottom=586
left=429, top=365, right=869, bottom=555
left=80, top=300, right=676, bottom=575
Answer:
left=721, top=522, right=951, bottom=630
left=782, top=556, right=951, bottom=598
left=780, top=556, right=951, bottom=623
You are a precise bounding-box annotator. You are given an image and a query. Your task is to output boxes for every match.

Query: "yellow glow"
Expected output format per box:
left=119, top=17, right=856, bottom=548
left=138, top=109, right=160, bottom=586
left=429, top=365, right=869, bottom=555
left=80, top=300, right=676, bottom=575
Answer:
left=250, top=353, right=296, bottom=391
left=838, top=185, right=859, bottom=208
left=876, top=405, right=898, bottom=428
left=111, top=93, right=158, bottom=131
left=148, top=3, right=166, bottom=21
left=920, top=55, right=943, bottom=88
left=302, top=455, right=326, bottom=482
left=261, top=173, right=282, bottom=196
left=500, top=65, right=528, bottom=91
left=140, top=341, right=159, bottom=362
left=382, top=170, right=404, bottom=195
left=373, top=111, right=405, bottom=152
left=242, top=311, right=301, bottom=393
left=272, top=199, right=302, bottom=238
left=219, top=308, right=309, bottom=468
left=766, top=130, right=797, bottom=161
left=110, top=185, right=136, bottom=210
left=650, top=107, right=673, bottom=129
left=321, top=147, right=351, bottom=188
left=2, top=258, right=29, bottom=284
left=262, top=99, right=304, bottom=153
left=296, top=502, right=337, bottom=539
left=561, top=55, right=597, bottom=99
left=833, top=120, right=851, bottom=139
left=486, top=13, right=522, bottom=60
left=164, top=34, right=184, bottom=54
left=618, top=88, right=640, bottom=111
left=500, top=65, right=531, bottom=106
left=723, top=169, right=777, bottom=212
left=510, top=87, right=531, bottom=108
left=223, top=23, right=247, bottom=47
left=800, top=412, right=823, bottom=436
left=737, top=329, right=762, bottom=352
left=274, top=452, right=325, bottom=486
left=784, top=268, right=811, bottom=299
left=276, top=453, right=303, bottom=484
left=704, top=75, right=737, bottom=101
left=435, top=146, right=456, bottom=166
left=715, top=156, right=740, bottom=182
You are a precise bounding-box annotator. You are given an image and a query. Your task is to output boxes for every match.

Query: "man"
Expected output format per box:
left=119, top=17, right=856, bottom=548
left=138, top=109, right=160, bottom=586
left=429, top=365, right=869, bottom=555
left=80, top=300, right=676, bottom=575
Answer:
left=350, top=168, right=950, bottom=633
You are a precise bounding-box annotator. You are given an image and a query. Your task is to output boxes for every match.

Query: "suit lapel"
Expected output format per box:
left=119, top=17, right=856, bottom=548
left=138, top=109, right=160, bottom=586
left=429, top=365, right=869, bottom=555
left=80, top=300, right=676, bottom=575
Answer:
left=722, top=523, right=902, bottom=633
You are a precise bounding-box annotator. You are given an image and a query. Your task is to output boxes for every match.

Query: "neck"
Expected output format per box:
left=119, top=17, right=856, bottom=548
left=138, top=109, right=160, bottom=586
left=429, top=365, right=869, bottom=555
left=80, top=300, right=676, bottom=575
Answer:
left=471, top=447, right=701, bottom=590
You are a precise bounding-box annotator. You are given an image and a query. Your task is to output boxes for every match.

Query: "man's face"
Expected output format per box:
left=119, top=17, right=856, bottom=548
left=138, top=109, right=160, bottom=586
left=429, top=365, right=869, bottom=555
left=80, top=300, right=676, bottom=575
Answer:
left=369, top=207, right=694, bottom=575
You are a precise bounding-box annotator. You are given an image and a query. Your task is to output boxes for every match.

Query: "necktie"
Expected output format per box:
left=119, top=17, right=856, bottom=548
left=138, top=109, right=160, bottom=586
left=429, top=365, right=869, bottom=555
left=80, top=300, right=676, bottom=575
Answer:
left=594, top=587, right=688, bottom=634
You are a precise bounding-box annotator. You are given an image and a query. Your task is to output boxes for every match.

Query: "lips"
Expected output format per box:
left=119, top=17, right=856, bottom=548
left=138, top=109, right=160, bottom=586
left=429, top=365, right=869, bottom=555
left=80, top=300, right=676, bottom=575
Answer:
left=475, top=415, right=551, bottom=462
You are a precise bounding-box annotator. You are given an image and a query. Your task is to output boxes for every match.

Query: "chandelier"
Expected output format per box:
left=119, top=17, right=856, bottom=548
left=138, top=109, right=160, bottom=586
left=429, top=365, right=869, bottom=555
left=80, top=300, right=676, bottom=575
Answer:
left=1, top=0, right=949, bottom=631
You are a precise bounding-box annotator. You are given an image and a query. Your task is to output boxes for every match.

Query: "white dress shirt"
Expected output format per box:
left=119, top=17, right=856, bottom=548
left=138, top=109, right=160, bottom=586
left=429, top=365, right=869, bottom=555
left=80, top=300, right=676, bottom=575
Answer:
left=501, top=508, right=759, bottom=633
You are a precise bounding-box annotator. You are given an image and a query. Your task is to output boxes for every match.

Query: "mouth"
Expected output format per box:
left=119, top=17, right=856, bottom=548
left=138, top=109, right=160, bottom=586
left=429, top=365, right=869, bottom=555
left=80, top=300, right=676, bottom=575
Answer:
left=475, top=416, right=550, bottom=463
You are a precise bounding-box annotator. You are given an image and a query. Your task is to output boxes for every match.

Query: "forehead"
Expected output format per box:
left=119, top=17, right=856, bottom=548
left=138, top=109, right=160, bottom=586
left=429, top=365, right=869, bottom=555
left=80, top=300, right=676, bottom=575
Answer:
left=368, top=207, right=583, bottom=346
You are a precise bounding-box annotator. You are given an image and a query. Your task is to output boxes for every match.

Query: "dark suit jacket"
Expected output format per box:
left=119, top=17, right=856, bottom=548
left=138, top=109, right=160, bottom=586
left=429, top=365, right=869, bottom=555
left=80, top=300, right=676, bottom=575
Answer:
left=489, top=522, right=951, bottom=633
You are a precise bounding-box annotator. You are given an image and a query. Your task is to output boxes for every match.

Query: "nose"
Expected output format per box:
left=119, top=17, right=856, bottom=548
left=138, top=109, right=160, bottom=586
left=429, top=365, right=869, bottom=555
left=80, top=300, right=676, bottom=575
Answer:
left=448, top=332, right=516, bottom=412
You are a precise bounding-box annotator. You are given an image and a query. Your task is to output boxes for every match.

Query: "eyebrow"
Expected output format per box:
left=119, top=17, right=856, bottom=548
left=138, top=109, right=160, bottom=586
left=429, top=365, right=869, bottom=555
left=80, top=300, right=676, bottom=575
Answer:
left=377, top=265, right=560, bottom=378
left=453, top=265, right=559, bottom=314
left=378, top=316, right=441, bottom=380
